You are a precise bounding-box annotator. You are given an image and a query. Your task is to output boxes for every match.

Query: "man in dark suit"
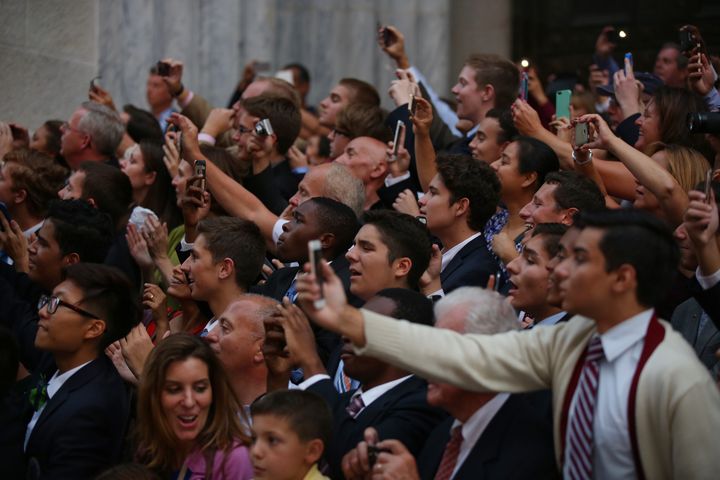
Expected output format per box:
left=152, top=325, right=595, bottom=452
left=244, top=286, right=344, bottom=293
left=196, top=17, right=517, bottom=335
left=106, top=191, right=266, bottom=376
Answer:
left=418, top=154, right=501, bottom=295
left=254, top=197, right=360, bottom=365
left=341, top=287, right=558, bottom=480
left=1, top=263, right=140, bottom=479
left=280, top=288, right=445, bottom=480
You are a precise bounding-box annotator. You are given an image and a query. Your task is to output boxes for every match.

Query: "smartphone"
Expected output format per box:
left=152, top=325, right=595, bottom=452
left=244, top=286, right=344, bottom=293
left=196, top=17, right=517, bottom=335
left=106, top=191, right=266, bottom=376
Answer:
left=519, top=72, right=529, bottom=101
left=194, top=160, right=206, bottom=194
left=555, top=90, right=571, bottom=121
left=156, top=61, right=171, bottom=77
left=624, top=53, right=633, bottom=75
left=574, top=123, right=589, bottom=147
left=679, top=30, right=696, bottom=54
left=0, top=202, right=11, bottom=232
left=390, top=120, right=404, bottom=162
left=704, top=169, right=713, bottom=204
left=308, top=239, right=325, bottom=309
left=89, top=75, right=102, bottom=91
left=367, top=445, right=391, bottom=468
left=254, top=61, right=271, bottom=72
left=408, top=95, right=417, bottom=116
left=9, top=125, right=24, bottom=141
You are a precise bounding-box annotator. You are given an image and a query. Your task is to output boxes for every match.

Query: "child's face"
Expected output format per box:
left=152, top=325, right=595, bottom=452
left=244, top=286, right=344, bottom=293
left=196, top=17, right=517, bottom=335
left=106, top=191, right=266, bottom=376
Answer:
left=250, top=414, right=319, bottom=480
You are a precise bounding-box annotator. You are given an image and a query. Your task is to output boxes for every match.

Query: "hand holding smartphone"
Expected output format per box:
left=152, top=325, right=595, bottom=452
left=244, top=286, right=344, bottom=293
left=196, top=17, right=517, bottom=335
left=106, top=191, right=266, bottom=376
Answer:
left=704, top=169, right=713, bottom=204
left=156, top=61, right=171, bottom=77
left=308, top=240, right=325, bottom=309
left=574, top=123, right=589, bottom=148
left=389, top=120, right=405, bottom=162
left=194, top=160, right=207, bottom=194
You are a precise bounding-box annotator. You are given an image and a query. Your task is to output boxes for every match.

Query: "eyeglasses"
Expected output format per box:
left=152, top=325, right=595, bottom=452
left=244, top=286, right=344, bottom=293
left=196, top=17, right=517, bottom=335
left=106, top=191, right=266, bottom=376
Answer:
left=332, top=128, right=351, bottom=138
left=38, top=295, right=99, bottom=319
left=61, top=122, right=88, bottom=136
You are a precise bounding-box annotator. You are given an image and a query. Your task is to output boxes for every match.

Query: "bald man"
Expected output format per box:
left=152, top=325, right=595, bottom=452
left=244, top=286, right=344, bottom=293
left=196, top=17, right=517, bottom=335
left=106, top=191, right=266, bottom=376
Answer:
left=206, top=294, right=280, bottom=406
left=335, top=136, right=389, bottom=210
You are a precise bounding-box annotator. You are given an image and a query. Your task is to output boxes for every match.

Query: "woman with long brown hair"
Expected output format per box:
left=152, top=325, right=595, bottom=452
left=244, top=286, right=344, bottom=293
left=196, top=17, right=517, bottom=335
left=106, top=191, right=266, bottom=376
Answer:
left=136, top=334, right=252, bottom=479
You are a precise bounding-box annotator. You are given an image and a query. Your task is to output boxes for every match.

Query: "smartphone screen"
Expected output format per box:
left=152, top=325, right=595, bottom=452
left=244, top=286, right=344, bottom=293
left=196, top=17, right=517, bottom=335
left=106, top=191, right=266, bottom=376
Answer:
left=704, top=169, right=713, bottom=203
left=308, top=240, right=325, bottom=309
left=555, top=90, right=571, bottom=120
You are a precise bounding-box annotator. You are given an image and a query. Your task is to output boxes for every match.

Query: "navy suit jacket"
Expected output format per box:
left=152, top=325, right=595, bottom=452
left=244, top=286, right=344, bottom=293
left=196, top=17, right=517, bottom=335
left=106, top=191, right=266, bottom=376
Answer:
left=0, top=275, right=131, bottom=479
left=22, top=356, right=131, bottom=480
left=309, top=376, right=446, bottom=480
left=253, top=255, right=360, bottom=366
left=417, top=392, right=559, bottom=480
left=440, top=235, right=500, bottom=294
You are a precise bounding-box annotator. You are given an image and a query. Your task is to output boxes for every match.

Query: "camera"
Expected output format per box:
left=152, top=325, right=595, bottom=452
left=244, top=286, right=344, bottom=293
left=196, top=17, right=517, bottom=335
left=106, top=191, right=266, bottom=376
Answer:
left=254, top=118, right=274, bottom=136
left=687, top=112, right=720, bottom=134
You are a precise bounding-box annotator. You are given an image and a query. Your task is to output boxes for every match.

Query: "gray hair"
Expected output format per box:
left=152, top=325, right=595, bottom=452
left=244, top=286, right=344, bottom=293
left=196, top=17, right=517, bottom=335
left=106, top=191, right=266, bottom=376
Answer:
left=78, top=101, right=125, bottom=158
left=434, top=287, right=519, bottom=335
left=228, top=294, right=280, bottom=341
left=323, top=163, right=365, bottom=218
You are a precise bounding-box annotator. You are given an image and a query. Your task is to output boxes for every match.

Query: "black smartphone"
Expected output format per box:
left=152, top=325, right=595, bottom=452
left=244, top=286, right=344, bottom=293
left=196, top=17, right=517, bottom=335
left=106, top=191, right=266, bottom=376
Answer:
left=679, top=30, right=696, bottom=54
left=367, top=445, right=391, bottom=468
left=9, top=125, right=24, bottom=141
left=308, top=239, right=325, bottom=309
left=156, top=61, right=171, bottom=77
left=0, top=202, right=11, bottom=232
left=194, top=160, right=206, bottom=194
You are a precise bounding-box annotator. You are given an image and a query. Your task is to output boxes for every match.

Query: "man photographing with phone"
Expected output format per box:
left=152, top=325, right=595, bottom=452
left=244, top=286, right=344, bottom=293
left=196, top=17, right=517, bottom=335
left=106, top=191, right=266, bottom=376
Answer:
left=295, top=208, right=720, bottom=479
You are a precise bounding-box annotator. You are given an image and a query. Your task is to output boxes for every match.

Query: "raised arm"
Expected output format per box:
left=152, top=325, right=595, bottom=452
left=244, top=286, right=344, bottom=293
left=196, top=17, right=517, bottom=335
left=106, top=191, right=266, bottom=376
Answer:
left=168, top=113, right=279, bottom=249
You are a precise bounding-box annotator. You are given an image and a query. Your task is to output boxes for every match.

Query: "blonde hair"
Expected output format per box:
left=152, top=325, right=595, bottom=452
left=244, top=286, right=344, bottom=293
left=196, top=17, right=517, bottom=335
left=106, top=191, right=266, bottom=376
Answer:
left=647, top=143, right=709, bottom=193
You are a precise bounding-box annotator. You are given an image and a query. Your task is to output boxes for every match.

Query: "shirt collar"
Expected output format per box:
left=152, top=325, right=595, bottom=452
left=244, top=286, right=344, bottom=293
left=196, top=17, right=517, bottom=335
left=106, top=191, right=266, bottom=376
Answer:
left=599, top=309, right=653, bottom=362
left=535, top=311, right=567, bottom=327
left=441, top=231, right=482, bottom=271
left=358, top=374, right=413, bottom=407
left=451, top=393, right=510, bottom=448
left=47, top=359, right=93, bottom=399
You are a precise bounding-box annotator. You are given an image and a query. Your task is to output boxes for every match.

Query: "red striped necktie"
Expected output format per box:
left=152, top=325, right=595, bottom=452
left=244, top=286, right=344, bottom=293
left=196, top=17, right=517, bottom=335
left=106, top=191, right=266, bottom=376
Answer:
left=566, top=335, right=605, bottom=479
left=434, top=425, right=463, bottom=480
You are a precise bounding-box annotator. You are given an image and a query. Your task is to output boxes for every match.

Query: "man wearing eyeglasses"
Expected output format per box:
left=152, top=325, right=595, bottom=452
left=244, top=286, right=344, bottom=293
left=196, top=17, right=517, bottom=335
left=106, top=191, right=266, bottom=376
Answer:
left=60, top=102, right=125, bottom=170
left=1, top=262, right=140, bottom=479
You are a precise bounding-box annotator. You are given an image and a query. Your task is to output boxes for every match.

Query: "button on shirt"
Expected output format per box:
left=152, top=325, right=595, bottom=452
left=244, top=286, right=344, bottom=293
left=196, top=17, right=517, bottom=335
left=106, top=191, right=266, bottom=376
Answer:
left=25, top=360, right=93, bottom=450
left=450, top=393, right=509, bottom=478
left=564, top=309, right=653, bottom=480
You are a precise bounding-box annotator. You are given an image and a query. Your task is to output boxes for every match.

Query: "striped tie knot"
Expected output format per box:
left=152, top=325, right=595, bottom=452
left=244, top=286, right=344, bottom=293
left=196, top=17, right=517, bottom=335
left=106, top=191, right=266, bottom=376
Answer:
left=585, top=336, right=605, bottom=363
left=346, top=392, right=365, bottom=419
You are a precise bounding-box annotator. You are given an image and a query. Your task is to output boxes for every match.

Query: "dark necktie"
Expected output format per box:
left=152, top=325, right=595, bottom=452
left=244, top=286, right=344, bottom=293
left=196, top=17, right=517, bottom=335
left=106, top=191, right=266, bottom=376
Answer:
left=345, top=391, right=365, bottom=419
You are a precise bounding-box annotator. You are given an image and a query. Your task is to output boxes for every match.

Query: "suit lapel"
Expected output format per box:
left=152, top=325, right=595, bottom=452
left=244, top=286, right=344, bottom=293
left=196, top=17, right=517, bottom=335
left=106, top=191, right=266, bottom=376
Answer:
left=696, top=311, right=720, bottom=354
left=440, top=235, right=485, bottom=283
left=27, top=358, right=103, bottom=447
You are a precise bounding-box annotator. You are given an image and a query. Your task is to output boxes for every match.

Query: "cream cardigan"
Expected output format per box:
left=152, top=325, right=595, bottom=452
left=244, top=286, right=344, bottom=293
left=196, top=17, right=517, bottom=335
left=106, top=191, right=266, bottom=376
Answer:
left=356, top=310, right=720, bottom=480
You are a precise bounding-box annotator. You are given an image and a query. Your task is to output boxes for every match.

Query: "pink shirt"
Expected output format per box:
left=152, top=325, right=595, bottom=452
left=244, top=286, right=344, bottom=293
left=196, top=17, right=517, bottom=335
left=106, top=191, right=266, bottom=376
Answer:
left=183, top=441, right=252, bottom=479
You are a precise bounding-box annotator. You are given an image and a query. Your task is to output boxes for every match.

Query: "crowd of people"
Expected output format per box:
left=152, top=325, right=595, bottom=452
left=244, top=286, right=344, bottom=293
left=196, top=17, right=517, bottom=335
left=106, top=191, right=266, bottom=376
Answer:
left=1, top=21, right=720, bottom=479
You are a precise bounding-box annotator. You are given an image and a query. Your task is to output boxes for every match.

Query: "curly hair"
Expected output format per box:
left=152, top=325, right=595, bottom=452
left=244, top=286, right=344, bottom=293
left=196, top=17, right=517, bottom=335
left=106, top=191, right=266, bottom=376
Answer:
left=436, top=153, right=501, bottom=230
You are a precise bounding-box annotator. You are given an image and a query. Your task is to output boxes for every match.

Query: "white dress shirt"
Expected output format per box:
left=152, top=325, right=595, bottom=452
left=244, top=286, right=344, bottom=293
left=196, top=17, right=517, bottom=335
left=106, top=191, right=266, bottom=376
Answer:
left=564, top=309, right=653, bottom=480
left=428, top=232, right=484, bottom=298
left=25, top=360, right=93, bottom=450
left=298, top=374, right=413, bottom=417
left=451, top=393, right=510, bottom=478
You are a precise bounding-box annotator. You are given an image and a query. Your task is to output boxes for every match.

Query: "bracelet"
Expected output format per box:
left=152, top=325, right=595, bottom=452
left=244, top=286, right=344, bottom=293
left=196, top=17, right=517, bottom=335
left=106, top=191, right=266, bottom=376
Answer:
left=572, top=149, right=593, bottom=165
left=173, top=83, right=185, bottom=98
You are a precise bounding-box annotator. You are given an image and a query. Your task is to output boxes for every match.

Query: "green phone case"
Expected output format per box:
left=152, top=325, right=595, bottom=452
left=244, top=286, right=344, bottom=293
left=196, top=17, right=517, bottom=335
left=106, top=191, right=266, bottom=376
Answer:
left=555, top=89, right=572, bottom=120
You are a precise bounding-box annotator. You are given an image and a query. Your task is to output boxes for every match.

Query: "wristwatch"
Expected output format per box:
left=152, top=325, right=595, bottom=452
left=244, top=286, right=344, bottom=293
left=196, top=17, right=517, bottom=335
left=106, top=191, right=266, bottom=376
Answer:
left=572, top=149, right=593, bottom=165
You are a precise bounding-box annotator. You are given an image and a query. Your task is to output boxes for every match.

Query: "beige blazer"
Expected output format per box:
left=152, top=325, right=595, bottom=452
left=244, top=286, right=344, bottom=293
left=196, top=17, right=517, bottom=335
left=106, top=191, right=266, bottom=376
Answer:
left=357, top=310, right=720, bottom=479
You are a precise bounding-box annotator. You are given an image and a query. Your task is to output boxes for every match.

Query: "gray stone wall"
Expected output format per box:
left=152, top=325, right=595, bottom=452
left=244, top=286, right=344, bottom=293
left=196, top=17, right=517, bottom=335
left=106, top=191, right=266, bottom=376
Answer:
left=1, top=0, right=510, bottom=131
